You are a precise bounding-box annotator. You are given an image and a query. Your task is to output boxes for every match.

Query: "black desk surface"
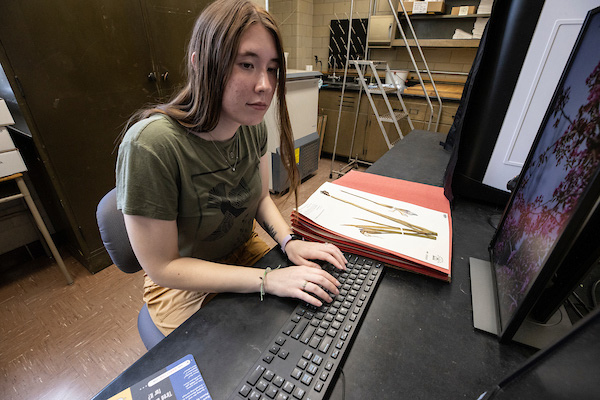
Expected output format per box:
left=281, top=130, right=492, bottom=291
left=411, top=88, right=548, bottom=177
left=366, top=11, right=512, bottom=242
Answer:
left=94, top=131, right=535, bottom=400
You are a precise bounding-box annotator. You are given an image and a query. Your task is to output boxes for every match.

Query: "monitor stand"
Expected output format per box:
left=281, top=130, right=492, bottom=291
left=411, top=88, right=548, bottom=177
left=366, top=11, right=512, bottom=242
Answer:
left=469, top=258, right=572, bottom=349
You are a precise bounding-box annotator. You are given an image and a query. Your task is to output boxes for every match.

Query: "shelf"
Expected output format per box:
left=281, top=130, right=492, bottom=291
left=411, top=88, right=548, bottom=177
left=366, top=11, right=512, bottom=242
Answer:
left=391, top=38, right=481, bottom=47
left=399, top=13, right=491, bottom=20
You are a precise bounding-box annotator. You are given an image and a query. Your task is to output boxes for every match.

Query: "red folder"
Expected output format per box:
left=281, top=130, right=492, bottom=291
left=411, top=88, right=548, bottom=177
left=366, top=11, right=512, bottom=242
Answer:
left=291, top=170, right=452, bottom=281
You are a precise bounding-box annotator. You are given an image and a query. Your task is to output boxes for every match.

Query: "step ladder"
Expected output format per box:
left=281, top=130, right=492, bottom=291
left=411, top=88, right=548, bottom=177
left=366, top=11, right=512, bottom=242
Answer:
left=352, top=60, right=414, bottom=149
left=329, top=0, right=444, bottom=178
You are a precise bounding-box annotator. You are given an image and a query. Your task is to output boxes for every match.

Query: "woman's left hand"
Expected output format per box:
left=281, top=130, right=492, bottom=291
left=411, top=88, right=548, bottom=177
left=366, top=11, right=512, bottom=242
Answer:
left=284, top=240, right=347, bottom=271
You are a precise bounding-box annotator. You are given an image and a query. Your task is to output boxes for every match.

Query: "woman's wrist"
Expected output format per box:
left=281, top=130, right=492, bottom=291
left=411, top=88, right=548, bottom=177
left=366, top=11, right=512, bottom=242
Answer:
left=280, top=233, right=303, bottom=255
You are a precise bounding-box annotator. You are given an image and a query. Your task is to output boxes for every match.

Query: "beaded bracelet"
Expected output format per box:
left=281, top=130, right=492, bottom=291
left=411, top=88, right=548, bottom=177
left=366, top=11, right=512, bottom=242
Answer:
left=260, top=265, right=281, bottom=301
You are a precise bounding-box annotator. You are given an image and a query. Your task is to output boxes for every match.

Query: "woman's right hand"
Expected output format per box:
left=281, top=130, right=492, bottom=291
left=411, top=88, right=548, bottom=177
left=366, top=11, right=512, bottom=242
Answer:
left=264, top=265, right=341, bottom=307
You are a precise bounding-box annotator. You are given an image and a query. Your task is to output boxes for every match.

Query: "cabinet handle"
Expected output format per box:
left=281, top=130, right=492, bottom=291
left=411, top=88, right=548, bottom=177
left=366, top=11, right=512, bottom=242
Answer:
left=161, top=71, right=169, bottom=81
left=147, top=72, right=157, bottom=82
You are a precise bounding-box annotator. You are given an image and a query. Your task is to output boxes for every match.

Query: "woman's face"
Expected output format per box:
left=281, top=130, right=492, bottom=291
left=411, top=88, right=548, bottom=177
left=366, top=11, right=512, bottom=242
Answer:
left=218, top=23, right=279, bottom=134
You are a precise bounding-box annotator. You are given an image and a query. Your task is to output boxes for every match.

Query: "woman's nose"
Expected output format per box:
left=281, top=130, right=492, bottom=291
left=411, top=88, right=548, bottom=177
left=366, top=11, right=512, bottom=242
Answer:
left=255, top=69, right=273, bottom=93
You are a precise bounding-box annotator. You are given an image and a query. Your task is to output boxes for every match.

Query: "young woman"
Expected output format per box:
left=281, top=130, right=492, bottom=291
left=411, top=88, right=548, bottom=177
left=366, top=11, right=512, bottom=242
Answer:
left=116, top=0, right=346, bottom=335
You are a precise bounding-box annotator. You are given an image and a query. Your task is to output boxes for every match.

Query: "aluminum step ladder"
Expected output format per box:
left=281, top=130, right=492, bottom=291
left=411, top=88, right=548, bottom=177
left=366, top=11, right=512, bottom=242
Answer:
left=352, top=60, right=414, bottom=149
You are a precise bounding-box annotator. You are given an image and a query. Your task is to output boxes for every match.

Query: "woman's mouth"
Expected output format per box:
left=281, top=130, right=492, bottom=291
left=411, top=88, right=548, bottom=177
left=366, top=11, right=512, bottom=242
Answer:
left=248, top=102, right=268, bottom=111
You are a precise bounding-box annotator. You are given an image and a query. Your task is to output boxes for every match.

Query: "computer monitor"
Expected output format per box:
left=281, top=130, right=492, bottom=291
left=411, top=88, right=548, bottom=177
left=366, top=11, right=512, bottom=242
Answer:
left=470, top=6, right=600, bottom=348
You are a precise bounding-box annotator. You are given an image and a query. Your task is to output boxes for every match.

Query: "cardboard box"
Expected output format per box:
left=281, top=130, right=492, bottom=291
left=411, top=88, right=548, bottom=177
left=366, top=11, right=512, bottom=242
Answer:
left=400, top=1, right=446, bottom=15
left=451, top=6, right=477, bottom=15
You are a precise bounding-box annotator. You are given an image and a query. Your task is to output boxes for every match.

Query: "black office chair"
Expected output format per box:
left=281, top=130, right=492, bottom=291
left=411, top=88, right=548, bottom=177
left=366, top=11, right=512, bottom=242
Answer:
left=96, top=188, right=165, bottom=350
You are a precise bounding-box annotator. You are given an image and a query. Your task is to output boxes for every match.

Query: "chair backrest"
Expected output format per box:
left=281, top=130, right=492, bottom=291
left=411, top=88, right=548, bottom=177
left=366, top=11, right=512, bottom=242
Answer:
left=96, top=188, right=142, bottom=273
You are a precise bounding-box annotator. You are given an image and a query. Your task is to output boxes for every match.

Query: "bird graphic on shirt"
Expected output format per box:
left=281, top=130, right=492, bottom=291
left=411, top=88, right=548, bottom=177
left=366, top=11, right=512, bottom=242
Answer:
left=205, top=180, right=249, bottom=240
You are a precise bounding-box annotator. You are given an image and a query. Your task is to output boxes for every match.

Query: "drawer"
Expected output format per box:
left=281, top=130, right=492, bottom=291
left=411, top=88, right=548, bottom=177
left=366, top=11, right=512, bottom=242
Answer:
left=427, top=102, right=459, bottom=126
left=0, top=127, right=16, bottom=152
left=0, top=149, right=27, bottom=177
left=404, top=101, right=429, bottom=122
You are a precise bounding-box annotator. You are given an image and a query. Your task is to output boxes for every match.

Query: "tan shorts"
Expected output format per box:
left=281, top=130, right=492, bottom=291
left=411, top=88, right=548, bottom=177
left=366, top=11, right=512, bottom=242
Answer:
left=143, top=229, right=271, bottom=335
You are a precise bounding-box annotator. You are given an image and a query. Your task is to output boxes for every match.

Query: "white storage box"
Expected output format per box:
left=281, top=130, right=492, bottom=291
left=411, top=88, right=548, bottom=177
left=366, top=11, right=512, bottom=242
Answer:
left=0, top=99, right=15, bottom=127
left=0, top=149, right=27, bottom=176
left=0, top=127, right=17, bottom=152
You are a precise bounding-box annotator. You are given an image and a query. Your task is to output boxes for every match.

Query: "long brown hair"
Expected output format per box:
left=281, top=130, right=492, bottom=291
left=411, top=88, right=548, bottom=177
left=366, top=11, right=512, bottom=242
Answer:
left=125, top=0, right=299, bottom=198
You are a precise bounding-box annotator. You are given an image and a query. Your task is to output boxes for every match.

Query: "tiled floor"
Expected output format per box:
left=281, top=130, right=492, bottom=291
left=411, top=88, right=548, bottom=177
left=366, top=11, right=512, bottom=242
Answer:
left=0, top=157, right=363, bottom=400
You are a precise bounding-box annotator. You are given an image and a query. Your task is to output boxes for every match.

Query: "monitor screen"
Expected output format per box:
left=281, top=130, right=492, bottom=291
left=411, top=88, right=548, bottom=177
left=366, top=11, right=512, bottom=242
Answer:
left=488, top=6, right=600, bottom=342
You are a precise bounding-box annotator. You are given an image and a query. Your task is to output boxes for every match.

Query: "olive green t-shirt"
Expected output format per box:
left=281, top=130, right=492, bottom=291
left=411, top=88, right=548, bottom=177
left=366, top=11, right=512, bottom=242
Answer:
left=116, top=114, right=267, bottom=261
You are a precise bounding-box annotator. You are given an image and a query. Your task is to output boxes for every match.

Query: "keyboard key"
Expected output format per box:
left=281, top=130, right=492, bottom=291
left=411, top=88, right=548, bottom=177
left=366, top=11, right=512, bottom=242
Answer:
left=309, top=334, right=322, bottom=348
left=265, top=386, right=279, bottom=399
left=283, top=381, right=295, bottom=393
left=273, top=375, right=285, bottom=387
left=256, top=380, right=268, bottom=392
left=291, top=368, right=303, bottom=379
left=249, top=390, right=261, bottom=400
left=247, top=365, right=265, bottom=385
left=276, top=393, right=289, bottom=400
left=283, top=321, right=296, bottom=335
left=293, top=386, right=306, bottom=399
left=279, top=350, right=289, bottom=359
left=314, top=381, right=324, bottom=392
left=300, top=327, right=316, bottom=344
left=306, top=363, right=318, bottom=375
left=264, top=370, right=275, bottom=381
left=264, top=354, right=274, bottom=363
left=291, top=319, right=309, bottom=340
left=318, top=337, right=332, bottom=353
left=297, top=359, right=308, bottom=369
left=239, top=384, right=251, bottom=397
left=302, top=349, right=313, bottom=360
left=300, top=373, right=312, bottom=385
left=320, top=371, right=329, bottom=381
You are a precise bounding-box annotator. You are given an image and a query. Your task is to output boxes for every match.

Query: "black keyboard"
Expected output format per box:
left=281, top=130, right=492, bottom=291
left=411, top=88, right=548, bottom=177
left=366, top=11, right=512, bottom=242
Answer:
left=230, top=253, right=384, bottom=400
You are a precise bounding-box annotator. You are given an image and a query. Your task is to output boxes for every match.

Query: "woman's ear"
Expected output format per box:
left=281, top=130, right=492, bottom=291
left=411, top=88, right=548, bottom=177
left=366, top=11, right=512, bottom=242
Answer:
left=191, top=51, right=198, bottom=70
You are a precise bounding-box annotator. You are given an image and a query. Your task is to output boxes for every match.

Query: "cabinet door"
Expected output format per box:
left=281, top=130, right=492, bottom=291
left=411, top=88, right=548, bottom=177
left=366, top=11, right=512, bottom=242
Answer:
left=426, top=101, right=458, bottom=134
left=0, top=0, right=207, bottom=271
left=319, top=91, right=367, bottom=159
left=142, top=0, right=211, bottom=99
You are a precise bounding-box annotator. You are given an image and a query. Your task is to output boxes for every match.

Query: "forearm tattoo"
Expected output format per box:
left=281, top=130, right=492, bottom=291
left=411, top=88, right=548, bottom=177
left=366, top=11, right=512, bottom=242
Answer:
left=263, top=223, right=278, bottom=240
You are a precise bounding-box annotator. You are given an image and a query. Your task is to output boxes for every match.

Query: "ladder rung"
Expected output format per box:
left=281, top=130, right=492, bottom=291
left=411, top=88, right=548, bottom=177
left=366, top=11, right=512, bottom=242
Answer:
left=352, top=60, right=387, bottom=66
left=379, top=110, right=408, bottom=123
left=367, top=85, right=397, bottom=94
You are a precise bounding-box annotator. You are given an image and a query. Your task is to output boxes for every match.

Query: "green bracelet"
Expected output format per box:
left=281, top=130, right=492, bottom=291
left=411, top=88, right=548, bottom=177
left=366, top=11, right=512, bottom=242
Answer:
left=260, top=265, right=281, bottom=301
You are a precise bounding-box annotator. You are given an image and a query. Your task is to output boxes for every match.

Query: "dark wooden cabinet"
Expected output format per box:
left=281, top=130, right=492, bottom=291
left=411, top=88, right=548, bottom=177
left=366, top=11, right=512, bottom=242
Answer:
left=0, top=0, right=209, bottom=272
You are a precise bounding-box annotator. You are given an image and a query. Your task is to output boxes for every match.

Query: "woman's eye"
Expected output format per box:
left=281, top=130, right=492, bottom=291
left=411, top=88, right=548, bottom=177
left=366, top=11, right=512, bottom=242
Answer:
left=241, top=63, right=253, bottom=69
